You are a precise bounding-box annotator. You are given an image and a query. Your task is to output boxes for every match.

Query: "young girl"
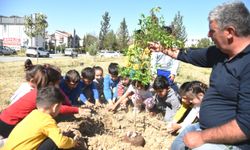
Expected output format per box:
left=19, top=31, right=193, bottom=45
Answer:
left=110, top=80, right=153, bottom=113
left=167, top=81, right=208, bottom=134
left=10, top=63, right=47, bottom=105
left=148, top=76, right=181, bottom=121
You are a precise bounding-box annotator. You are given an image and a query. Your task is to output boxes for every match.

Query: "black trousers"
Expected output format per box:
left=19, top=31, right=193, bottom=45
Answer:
left=0, top=119, right=15, bottom=138
left=38, top=138, right=60, bottom=150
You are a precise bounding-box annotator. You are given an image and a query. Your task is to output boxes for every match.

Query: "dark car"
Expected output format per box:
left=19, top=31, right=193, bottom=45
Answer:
left=0, top=46, right=14, bottom=55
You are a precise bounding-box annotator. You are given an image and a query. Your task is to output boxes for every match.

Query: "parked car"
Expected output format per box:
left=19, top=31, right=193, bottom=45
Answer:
left=4, top=46, right=17, bottom=55
left=97, top=50, right=122, bottom=57
left=26, top=47, right=50, bottom=57
left=0, top=46, right=15, bottom=55
left=64, top=48, right=78, bottom=57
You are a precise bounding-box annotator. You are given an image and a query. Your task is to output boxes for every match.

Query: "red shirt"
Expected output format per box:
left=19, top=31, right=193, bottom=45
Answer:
left=0, top=89, right=79, bottom=125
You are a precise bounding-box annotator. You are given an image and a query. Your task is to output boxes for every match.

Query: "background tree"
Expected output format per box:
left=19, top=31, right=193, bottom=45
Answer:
left=24, top=13, right=48, bottom=47
left=117, top=18, right=129, bottom=52
left=104, top=30, right=118, bottom=50
left=83, top=33, right=98, bottom=54
left=99, top=12, right=111, bottom=50
left=196, top=38, right=214, bottom=48
left=171, top=11, right=187, bottom=43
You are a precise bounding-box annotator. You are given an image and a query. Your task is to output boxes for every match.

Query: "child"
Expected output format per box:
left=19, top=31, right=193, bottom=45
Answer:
left=110, top=80, right=153, bottom=113
left=0, top=66, right=80, bottom=139
left=117, top=73, right=131, bottom=99
left=93, top=66, right=104, bottom=102
left=3, top=86, right=77, bottom=149
left=103, top=63, right=120, bottom=105
left=80, top=67, right=100, bottom=106
left=148, top=76, right=181, bottom=121
left=10, top=64, right=47, bottom=104
left=59, top=69, right=83, bottom=105
left=167, top=81, right=208, bottom=134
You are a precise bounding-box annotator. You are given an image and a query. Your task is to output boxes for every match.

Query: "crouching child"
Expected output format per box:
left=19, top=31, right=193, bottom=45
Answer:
left=3, top=86, right=79, bottom=150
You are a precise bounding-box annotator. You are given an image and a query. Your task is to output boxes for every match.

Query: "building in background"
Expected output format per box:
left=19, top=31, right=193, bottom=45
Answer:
left=0, top=15, right=44, bottom=50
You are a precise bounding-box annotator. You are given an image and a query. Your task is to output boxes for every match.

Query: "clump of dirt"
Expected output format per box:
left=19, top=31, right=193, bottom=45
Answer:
left=58, top=107, right=175, bottom=150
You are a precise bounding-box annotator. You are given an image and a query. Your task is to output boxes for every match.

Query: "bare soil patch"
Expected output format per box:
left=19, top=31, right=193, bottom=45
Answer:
left=58, top=106, right=175, bottom=150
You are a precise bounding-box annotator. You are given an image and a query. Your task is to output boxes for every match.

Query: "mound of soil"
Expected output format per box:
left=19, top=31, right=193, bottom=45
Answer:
left=57, top=106, right=175, bottom=150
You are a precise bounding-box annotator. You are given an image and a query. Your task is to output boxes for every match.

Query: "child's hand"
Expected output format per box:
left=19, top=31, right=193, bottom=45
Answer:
left=85, top=101, right=94, bottom=107
left=95, top=100, right=102, bottom=107
left=78, top=107, right=92, bottom=116
left=167, top=122, right=181, bottom=133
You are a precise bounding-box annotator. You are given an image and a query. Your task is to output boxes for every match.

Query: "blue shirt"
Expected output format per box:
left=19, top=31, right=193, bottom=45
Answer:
left=177, top=45, right=250, bottom=149
left=79, top=82, right=99, bottom=103
left=59, top=79, right=83, bottom=105
left=103, top=75, right=120, bottom=102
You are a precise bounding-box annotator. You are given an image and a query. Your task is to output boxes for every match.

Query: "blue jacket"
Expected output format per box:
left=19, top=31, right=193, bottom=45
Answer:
left=103, top=75, right=120, bottom=102
left=59, top=79, right=83, bottom=105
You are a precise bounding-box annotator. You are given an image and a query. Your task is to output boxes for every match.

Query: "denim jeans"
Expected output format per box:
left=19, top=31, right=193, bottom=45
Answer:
left=171, top=123, right=240, bottom=150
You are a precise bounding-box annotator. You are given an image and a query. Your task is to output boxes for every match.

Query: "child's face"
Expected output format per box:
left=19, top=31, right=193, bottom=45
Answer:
left=122, top=77, right=130, bottom=86
left=95, top=69, right=103, bottom=80
left=181, top=96, right=191, bottom=105
left=66, top=80, right=79, bottom=90
left=110, top=74, right=118, bottom=81
left=189, top=93, right=204, bottom=106
left=156, top=88, right=169, bottom=98
left=82, top=78, right=92, bottom=85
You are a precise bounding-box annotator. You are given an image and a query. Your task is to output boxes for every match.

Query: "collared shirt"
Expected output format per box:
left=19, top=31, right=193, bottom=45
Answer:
left=177, top=45, right=250, bottom=149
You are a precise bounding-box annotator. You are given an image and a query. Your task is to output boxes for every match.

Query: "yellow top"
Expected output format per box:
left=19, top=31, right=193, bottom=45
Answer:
left=3, top=110, right=75, bottom=150
left=172, top=103, right=190, bottom=122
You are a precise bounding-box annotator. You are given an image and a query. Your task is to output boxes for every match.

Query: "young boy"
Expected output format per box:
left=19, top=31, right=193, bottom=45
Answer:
left=3, top=86, right=77, bottom=149
left=59, top=69, right=83, bottom=105
left=80, top=67, right=100, bottom=106
left=149, top=76, right=181, bottom=121
left=103, top=63, right=120, bottom=105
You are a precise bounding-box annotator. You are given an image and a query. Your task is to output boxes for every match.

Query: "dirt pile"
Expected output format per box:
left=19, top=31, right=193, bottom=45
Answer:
left=58, top=107, right=175, bottom=150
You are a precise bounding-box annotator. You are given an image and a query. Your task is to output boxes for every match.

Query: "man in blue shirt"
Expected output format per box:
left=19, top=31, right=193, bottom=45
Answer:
left=150, top=1, right=250, bottom=149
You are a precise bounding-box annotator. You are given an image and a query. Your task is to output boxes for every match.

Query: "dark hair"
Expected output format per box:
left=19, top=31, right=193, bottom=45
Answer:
left=65, top=69, right=80, bottom=83
left=108, top=63, right=119, bottom=76
left=36, top=85, right=65, bottom=109
left=131, top=80, right=150, bottom=90
left=25, top=65, right=48, bottom=89
left=24, top=59, right=33, bottom=71
left=185, top=81, right=208, bottom=99
left=81, top=67, right=95, bottom=80
left=153, top=76, right=169, bottom=90
left=46, top=67, right=61, bottom=85
left=179, top=81, right=191, bottom=97
left=93, top=66, right=103, bottom=73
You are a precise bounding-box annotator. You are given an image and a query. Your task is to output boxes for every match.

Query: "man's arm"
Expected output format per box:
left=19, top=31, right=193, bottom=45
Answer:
left=183, top=119, right=247, bottom=149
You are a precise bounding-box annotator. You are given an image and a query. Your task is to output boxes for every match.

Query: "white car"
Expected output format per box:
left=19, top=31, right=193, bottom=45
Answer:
left=26, top=47, right=50, bottom=57
left=64, top=48, right=78, bottom=57
left=98, top=50, right=122, bottom=57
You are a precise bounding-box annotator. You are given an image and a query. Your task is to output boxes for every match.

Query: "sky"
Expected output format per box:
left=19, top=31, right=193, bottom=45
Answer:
left=0, top=0, right=249, bottom=40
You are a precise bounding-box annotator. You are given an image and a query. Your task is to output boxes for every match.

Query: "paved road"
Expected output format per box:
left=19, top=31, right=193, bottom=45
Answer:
left=0, top=54, right=80, bottom=62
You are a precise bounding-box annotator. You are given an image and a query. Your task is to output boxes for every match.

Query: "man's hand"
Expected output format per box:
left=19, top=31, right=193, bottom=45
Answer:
left=183, top=131, right=205, bottom=149
left=148, top=42, right=162, bottom=52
